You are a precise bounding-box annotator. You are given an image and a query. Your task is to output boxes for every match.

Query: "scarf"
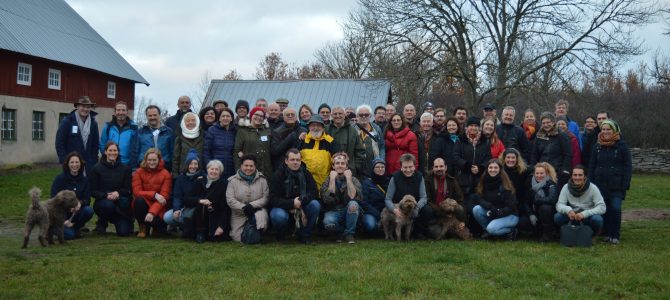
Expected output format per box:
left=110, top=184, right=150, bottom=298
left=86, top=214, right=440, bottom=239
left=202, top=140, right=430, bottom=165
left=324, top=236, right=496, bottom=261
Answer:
left=75, top=112, right=91, bottom=150
left=522, top=122, right=536, bottom=139
left=434, top=174, right=449, bottom=206
left=286, top=167, right=308, bottom=201
left=206, top=176, right=218, bottom=188
left=356, top=123, right=380, bottom=158
left=531, top=176, right=549, bottom=192
left=483, top=174, right=502, bottom=192
left=371, top=172, right=390, bottom=191
left=180, top=116, right=200, bottom=139
left=449, top=134, right=459, bottom=144
left=597, top=131, right=620, bottom=147
left=238, top=170, right=256, bottom=185
left=568, top=178, right=591, bottom=197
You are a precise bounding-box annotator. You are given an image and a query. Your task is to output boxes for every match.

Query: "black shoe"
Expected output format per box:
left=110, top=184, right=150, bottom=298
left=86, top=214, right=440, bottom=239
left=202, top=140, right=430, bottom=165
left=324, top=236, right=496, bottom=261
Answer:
left=94, top=225, right=107, bottom=235
left=80, top=227, right=90, bottom=233
left=507, top=229, right=518, bottom=241
left=196, top=233, right=206, bottom=244
left=298, top=236, right=314, bottom=245
left=276, top=234, right=286, bottom=242
left=479, top=232, right=490, bottom=240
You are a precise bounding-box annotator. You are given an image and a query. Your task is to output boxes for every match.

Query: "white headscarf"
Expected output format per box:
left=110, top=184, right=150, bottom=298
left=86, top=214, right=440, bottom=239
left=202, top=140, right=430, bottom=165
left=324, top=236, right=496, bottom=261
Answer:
left=180, top=112, right=200, bottom=139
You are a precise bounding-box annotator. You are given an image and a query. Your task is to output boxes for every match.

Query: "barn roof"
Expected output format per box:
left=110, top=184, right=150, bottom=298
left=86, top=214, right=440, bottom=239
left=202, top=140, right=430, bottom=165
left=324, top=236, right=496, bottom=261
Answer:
left=204, top=79, right=392, bottom=111
left=0, top=0, right=148, bottom=85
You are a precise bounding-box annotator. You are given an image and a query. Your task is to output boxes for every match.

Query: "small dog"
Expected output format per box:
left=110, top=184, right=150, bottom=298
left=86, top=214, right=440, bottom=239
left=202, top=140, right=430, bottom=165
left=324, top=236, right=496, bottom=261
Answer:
left=381, top=195, right=417, bottom=241
left=434, top=198, right=472, bottom=240
left=22, top=187, right=80, bottom=248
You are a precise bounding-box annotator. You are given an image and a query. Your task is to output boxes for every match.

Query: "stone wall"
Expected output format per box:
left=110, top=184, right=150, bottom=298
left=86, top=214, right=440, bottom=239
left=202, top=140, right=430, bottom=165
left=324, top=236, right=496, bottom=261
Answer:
left=631, top=148, right=670, bottom=173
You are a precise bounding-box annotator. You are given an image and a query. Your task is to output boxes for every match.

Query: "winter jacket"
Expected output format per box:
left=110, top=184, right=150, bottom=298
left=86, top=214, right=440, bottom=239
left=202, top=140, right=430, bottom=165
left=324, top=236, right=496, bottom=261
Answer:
left=233, top=125, right=273, bottom=176
left=531, top=128, right=572, bottom=176
left=488, top=138, right=506, bottom=160
left=353, top=122, right=386, bottom=177
left=171, top=171, right=204, bottom=211
left=384, top=127, right=419, bottom=175
left=417, top=132, right=447, bottom=176
left=165, top=109, right=192, bottom=133
left=443, top=135, right=459, bottom=176
left=327, top=120, right=367, bottom=177
left=496, top=123, right=532, bottom=160
left=132, top=161, right=172, bottom=220
left=360, top=177, right=387, bottom=218
left=90, top=158, right=132, bottom=203
left=136, top=125, right=175, bottom=171
left=588, top=140, right=632, bottom=199
left=565, top=117, right=581, bottom=149
left=529, top=179, right=558, bottom=209
left=566, top=131, right=582, bottom=169
left=384, top=171, right=428, bottom=214
left=581, top=126, right=600, bottom=168
left=226, top=172, right=269, bottom=242
left=270, top=123, right=306, bottom=169
left=476, top=185, right=518, bottom=218
left=172, top=130, right=204, bottom=177
left=184, top=176, right=229, bottom=231
left=297, top=132, right=336, bottom=189
left=269, top=163, right=318, bottom=211
left=320, top=174, right=363, bottom=211
left=424, top=172, right=464, bottom=205
left=51, top=171, right=91, bottom=206
left=55, top=110, right=99, bottom=174
left=204, top=123, right=236, bottom=179
left=99, top=117, right=138, bottom=166
left=556, top=183, right=606, bottom=218
left=505, top=166, right=531, bottom=216
left=453, top=136, right=491, bottom=194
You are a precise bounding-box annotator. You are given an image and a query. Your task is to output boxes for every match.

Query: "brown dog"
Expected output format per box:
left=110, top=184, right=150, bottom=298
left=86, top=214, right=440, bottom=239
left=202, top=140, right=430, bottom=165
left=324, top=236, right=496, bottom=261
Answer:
left=22, top=187, right=80, bottom=248
left=435, top=198, right=472, bottom=240
left=381, top=195, right=417, bottom=241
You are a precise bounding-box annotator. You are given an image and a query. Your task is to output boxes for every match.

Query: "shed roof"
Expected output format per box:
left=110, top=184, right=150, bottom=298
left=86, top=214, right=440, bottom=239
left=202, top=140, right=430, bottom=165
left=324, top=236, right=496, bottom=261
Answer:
left=204, top=79, right=391, bottom=112
left=0, top=0, right=148, bottom=85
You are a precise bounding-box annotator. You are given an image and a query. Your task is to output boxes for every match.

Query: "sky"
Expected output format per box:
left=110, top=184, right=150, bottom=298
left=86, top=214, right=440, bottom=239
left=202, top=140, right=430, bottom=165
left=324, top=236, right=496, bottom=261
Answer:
left=65, top=0, right=669, bottom=115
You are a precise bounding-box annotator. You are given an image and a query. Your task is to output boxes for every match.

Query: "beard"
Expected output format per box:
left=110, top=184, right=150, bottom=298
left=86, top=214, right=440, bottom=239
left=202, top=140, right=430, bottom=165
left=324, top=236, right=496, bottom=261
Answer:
left=310, top=130, right=323, bottom=138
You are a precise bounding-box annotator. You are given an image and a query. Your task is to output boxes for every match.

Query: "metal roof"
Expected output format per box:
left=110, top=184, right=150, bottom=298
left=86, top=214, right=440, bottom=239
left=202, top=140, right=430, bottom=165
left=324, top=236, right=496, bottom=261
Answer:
left=0, top=0, right=149, bottom=85
left=204, top=79, right=392, bottom=112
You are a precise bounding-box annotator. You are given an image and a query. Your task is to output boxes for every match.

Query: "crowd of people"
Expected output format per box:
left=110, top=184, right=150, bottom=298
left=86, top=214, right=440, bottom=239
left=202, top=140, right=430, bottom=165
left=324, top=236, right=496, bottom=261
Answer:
left=52, top=95, right=632, bottom=245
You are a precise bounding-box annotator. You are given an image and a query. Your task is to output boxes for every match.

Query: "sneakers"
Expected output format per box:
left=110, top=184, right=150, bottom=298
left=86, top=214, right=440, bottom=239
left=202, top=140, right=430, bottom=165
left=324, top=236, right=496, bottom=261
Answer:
left=345, top=235, right=356, bottom=244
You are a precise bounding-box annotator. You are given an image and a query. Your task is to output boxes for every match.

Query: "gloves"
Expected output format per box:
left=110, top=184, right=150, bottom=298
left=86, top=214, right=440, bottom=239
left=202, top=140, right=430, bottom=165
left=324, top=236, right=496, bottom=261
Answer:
left=529, top=214, right=538, bottom=226
left=243, top=204, right=255, bottom=217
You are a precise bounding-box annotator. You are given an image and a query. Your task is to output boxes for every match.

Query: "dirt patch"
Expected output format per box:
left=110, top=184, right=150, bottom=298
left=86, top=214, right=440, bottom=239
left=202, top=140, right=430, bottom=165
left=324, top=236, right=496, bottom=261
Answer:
left=622, top=209, right=670, bottom=221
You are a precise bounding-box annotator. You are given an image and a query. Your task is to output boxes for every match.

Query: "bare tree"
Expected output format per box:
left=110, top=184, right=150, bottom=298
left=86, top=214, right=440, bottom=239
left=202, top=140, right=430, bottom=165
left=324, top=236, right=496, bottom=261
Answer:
left=223, top=69, right=242, bottom=80
left=190, top=70, right=212, bottom=113
left=255, top=52, right=292, bottom=80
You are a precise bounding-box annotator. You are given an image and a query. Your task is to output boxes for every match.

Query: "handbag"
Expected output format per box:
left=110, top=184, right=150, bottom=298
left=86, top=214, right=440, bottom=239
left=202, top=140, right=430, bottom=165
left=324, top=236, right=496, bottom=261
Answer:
left=241, top=216, right=261, bottom=245
left=560, top=221, right=593, bottom=247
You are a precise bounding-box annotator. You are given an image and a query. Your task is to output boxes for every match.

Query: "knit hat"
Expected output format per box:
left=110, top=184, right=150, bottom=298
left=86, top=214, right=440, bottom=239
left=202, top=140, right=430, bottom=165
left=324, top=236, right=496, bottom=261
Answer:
left=466, top=116, right=481, bottom=127
left=307, top=115, right=325, bottom=126
left=213, top=100, right=228, bottom=107
left=318, top=103, right=331, bottom=113
left=372, top=158, right=385, bottom=167
left=601, top=119, right=620, bottom=133
left=184, top=149, right=200, bottom=167
left=249, top=107, right=266, bottom=119
left=423, top=101, right=434, bottom=110
left=235, top=100, right=249, bottom=112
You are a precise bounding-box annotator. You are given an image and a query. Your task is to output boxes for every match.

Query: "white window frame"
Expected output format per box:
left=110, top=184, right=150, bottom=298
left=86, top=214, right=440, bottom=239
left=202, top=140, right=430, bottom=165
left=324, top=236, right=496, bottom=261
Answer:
left=1, top=108, right=17, bottom=141
left=107, top=81, right=116, bottom=99
left=48, top=68, right=61, bottom=90
left=32, top=111, right=45, bottom=140
left=17, top=62, right=32, bottom=86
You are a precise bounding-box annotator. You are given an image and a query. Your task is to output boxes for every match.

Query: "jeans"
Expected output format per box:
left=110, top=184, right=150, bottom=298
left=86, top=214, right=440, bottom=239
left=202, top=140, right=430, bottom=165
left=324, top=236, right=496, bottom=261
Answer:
left=270, top=200, right=321, bottom=239
left=323, top=201, right=359, bottom=236
left=472, top=205, right=519, bottom=236
left=554, top=213, right=604, bottom=235
left=361, top=214, right=381, bottom=234
left=603, top=196, right=623, bottom=239
left=93, top=198, right=133, bottom=236
left=63, top=205, right=94, bottom=240
left=163, top=209, right=185, bottom=226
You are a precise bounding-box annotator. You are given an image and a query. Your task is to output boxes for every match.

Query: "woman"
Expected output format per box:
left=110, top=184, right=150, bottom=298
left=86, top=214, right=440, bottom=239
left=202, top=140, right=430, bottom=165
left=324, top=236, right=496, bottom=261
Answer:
left=588, top=120, right=632, bottom=245
left=528, top=162, right=558, bottom=242
left=443, top=117, right=460, bottom=175
left=90, top=142, right=134, bottom=236
left=471, top=159, right=518, bottom=239
left=132, top=148, right=172, bottom=238
left=233, top=107, right=273, bottom=176
left=530, top=112, right=572, bottom=189
left=500, top=148, right=531, bottom=232
left=556, top=116, right=582, bottom=169
left=204, top=107, right=236, bottom=180
left=522, top=109, right=538, bottom=142
left=482, top=117, right=505, bottom=159
left=199, top=106, right=218, bottom=132
left=172, top=112, right=204, bottom=178
left=384, top=113, right=418, bottom=175
left=298, top=104, right=313, bottom=128
left=185, top=159, right=230, bottom=243
left=360, top=158, right=389, bottom=234
left=580, top=115, right=597, bottom=150
left=164, top=150, right=204, bottom=238
left=454, top=116, right=491, bottom=197
left=226, top=155, right=269, bottom=243
left=50, top=151, right=93, bottom=239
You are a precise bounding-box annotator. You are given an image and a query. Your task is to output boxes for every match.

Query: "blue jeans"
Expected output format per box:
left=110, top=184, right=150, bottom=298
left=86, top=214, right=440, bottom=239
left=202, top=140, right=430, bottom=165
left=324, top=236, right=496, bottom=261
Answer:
left=164, top=209, right=185, bottom=226
left=604, top=196, right=623, bottom=239
left=362, top=214, right=381, bottom=234
left=323, top=201, right=359, bottom=236
left=554, top=213, right=604, bottom=235
left=63, top=205, right=94, bottom=240
left=472, top=205, right=519, bottom=236
left=270, top=200, right=321, bottom=239
left=94, top=198, right=134, bottom=236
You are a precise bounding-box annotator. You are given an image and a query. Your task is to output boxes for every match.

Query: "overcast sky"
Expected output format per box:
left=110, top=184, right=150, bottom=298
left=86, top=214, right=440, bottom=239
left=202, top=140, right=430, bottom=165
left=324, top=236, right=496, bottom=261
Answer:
left=65, top=0, right=669, bottom=115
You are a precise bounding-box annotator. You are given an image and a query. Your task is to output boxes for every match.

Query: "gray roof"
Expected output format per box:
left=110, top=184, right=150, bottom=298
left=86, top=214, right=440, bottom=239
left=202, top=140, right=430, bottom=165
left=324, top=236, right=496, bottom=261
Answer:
left=0, top=0, right=148, bottom=85
left=204, top=79, right=391, bottom=111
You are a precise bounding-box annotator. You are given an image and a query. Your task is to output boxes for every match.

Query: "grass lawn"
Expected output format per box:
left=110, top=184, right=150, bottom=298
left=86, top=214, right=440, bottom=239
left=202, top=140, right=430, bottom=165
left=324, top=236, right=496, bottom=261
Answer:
left=1, top=169, right=669, bottom=298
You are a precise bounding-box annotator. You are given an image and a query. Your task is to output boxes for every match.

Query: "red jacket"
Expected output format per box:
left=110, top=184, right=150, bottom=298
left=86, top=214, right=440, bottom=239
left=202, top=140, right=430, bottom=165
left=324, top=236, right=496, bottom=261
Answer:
left=132, top=161, right=172, bottom=220
left=490, top=139, right=506, bottom=159
left=567, top=131, right=582, bottom=169
left=385, top=127, right=418, bottom=175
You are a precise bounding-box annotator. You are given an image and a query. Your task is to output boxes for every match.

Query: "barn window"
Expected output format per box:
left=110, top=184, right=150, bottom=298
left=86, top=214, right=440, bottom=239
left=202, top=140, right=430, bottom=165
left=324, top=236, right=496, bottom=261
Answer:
left=32, top=111, right=45, bottom=140
left=1, top=108, right=17, bottom=141
left=48, top=69, right=61, bottom=90
left=107, top=81, right=116, bottom=99
left=17, top=62, right=32, bottom=86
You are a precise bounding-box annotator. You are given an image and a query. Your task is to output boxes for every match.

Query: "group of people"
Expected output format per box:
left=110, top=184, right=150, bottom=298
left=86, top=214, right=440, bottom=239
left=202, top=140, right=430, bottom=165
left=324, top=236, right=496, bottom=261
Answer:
left=52, top=95, right=632, bottom=245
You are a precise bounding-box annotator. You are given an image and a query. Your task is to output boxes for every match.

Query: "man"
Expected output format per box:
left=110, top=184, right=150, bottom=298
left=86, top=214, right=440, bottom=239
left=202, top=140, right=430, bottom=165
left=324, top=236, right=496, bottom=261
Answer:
left=554, top=165, right=606, bottom=236
left=433, top=108, right=447, bottom=134
left=554, top=99, right=580, bottom=141
left=297, top=115, right=336, bottom=189
left=320, top=152, right=362, bottom=244
left=385, top=103, right=396, bottom=121
left=481, top=103, right=499, bottom=125
left=55, top=96, right=99, bottom=175
left=270, top=107, right=306, bottom=169
left=422, top=101, right=435, bottom=114
left=269, top=149, right=322, bottom=244
left=421, top=157, right=465, bottom=237
left=165, top=96, right=192, bottom=132
left=318, top=103, right=332, bottom=126
left=233, top=107, right=272, bottom=175
left=582, top=110, right=610, bottom=167
left=453, top=106, right=468, bottom=134
left=530, top=112, right=572, bottom=188
left=384, top=153, right=428, bottom=236
left=373, top=105, right=387, bottom=130
left=212, top=100, right=228, bottom=113
left=136, top=105, right=175, bottom=171
left=416, top=112, right=447, bottom=175
left=266, top=102, right=283, bottom=130
left=353, top=104, right=385, bottom=177
left=496, top=106, right=531, bottom=160
left=276, top=98, right=289, bottom=112
left=255, top=98, right=268, bottom=108
left=326, top=106, right=366, bottom=177
left=403, top=104, right=420, bottom=132
left=234, top=99, right=250, bottom=127
left=99, top=101, right=138, bottom=166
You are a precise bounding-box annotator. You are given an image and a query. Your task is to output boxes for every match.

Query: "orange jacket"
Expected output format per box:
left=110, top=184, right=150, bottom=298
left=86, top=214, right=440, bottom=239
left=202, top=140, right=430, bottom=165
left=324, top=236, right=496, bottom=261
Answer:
left=132, top=161, right=172, bottom=219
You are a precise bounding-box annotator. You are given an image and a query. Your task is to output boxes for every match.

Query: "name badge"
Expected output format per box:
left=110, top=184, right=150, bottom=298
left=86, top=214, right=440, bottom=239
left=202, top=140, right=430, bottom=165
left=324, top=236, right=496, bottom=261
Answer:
left=71, top=126, right=78, bottom=134
left=260, top=135, right=268, bottom=142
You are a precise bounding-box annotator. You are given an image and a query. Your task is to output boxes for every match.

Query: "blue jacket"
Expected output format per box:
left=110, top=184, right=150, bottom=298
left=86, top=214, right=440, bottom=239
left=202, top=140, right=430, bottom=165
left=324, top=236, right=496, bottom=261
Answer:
left=204, top=123, right=237, bottom=179
left=172, top=170, right=205, bottom=210
left=99, top=117, right=138, bottom=166
left=55, top=110, right=99, bottom=174
left=588, top=140, right=632, bottom=199
left=51, top=171, right=91, bottom=206
left=136, top=125, right=175, bottom=170
left=360, top=177, right=387, bottom=218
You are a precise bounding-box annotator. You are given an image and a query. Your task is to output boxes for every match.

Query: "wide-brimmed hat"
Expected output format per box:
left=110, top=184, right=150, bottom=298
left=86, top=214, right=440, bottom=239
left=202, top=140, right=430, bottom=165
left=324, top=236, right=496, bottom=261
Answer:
left=74, top=96, right=95, bottom=108
left=307, top=115, right=325, bottom=126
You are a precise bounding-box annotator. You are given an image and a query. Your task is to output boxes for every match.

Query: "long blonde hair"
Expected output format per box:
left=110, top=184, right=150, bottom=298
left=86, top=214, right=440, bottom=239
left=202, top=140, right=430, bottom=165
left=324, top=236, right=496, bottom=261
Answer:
left=534, top=162, right=557, bottom=183
left=499, top=148, right=527, bottom=174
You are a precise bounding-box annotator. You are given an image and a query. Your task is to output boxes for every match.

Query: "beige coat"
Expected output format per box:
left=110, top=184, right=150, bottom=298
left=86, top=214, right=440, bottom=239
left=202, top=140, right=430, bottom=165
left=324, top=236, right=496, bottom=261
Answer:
left=226, top=171, right=269, bottom=242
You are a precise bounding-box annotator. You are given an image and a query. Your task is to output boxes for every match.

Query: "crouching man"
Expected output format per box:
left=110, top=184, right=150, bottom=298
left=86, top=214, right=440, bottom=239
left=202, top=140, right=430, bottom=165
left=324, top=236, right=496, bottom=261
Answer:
left=554, top=165, right=606, bottom=235
left=320, top=152, right=363, bottom=244
left=384, top=153, right=428, bottom=237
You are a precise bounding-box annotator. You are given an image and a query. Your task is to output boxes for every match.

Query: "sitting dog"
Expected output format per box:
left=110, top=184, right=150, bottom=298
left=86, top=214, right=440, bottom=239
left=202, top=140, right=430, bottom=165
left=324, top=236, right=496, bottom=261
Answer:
left=380, top=195, right=417, bottom=241
left=22, top=187, right=80, bottom=248
left=434, top=198, right=472, bottom=240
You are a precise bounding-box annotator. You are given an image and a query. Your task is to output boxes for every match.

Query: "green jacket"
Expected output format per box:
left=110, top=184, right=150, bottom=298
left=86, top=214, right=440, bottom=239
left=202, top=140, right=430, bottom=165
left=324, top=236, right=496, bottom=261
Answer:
left=326, top=120, right=366, bottom=177
left=233, top=125, right=273, bottom=176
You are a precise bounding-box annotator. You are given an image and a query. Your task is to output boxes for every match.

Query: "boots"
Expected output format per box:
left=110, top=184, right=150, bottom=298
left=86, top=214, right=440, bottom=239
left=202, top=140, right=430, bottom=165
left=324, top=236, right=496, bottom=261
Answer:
left=137, top=225, right=148, bottom=238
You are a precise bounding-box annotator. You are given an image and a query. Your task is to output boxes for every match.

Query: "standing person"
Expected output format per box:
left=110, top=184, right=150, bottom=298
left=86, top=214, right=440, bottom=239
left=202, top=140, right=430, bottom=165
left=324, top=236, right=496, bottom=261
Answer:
left=297, top=116, right=336, bottom=189
left=212, top=100, right=228, bottom=114
left=327, top=106, right=366, bottom=177
left=136, top=105, right=175, bottom=171
left=234, top=107, right=273, bottom=176
left=454, top=116, right=491, bottom=196
left=90, top=142, right=134, bottom=236
left=198, top=106, right=218, bottom=132
left=360, top=158, right=389, bottom=235
left=298, top=104, right=313, bottom=128
left=165, top=96, right=192, bottom=132
left=556, top=116, right=582, bottom=169
left=403, top=104, right=420, bottom=132
left=522, top=109, right=539, bottom=143
left=416, top=112, right=447, bottom=175
left=422, top=101, right=435, bottom=114
left=266, top=102, right=284, bottom=130
left=453, top=106, right=468, bottom=135
left=226, top=155, right=269, bottom=243
left=321, top=152, right=363, bottom=244
left=50, top=152, right=94, bottom=239
left=164, top=150, right=203, bottom=238
left=172, top=112, right=204, bottom=178
left=255, top=98, right=268, bottom=108
left=269, top=149, right=322, bottom=243
left=471, top=159, right=519, bottom=240
left=271, top=107, right=306, bottom=169
left=204, top=107, right=236, bottom=180
left=55, top=96, right=99, bottom=175
left=528, top=162, right=559, bottom=242
left=580, top=116, right=597, bottom=148
left=385, top=103, right=396, bottom=122
left=354, top=104, right=385, bottom=177
left=99, top=101, right=137, bottom=166
left=384, top=113, right=419, bottom=175
left=582, top=111, right=610, bottom=167
left=276, top=98, right=289, bottom=112
left=481, top=103, right=500, bottom=125
left=132, top=148, right=172, bottom=238
left=422, top=157, right=465, bottom=237
left=234, top=100, right=250, bottom=127
left=384, top=153, right=428, bottom=237
left=185, top=160, right=230, bottom=243
left=433, top=108, right=447, bottom=135
left=531, top=112, right=572, bottom=189
left=318, top=103, right=332, bottom=126
left=482, top=117, right=506, bottom=159
left=497, top=106, right=531, bottom=160
left=588, top=120, right=632, bottom=244
left=554, top=99, right=580, bottom=142
left=500, top=148, right=531, bottom=232
left=443, top=117, right=461, bottom=175
left=554, top=165, right=606, bottom=237
left=373, top=105, right=387, bottom=131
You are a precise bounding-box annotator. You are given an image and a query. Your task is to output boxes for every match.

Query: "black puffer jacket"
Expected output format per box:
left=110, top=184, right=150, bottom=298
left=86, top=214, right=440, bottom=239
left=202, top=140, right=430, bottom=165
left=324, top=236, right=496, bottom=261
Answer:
left=269, top=162, right=318, bottom=211
left=89, top=159, right=133, bottom=202
left=477, top=183, right=518, bottom=217
left=417, top=132, right=447, bottom=175
left=588, top=140, right=632, bottom=199
left=270, top=123, right=306, bottom=169
left=497, top=123, right=531, bottom=160
left=454, top=136, right=491, bottom=194
left=531, top=128, right=572, bottom=175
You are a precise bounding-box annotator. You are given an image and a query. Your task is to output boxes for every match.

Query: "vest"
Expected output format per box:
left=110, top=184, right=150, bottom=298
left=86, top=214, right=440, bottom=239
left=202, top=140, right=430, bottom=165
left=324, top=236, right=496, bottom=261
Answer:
left=391, top=171, right=423, bottom=204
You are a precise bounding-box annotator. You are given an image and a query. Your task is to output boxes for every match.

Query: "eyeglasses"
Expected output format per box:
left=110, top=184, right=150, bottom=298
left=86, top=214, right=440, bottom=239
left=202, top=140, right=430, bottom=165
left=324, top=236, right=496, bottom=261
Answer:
left=284, top=113, right=296, bottom=117
left=253, top=113, right=265, bottom=118
left=358, top=113, right=370, bottom=118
